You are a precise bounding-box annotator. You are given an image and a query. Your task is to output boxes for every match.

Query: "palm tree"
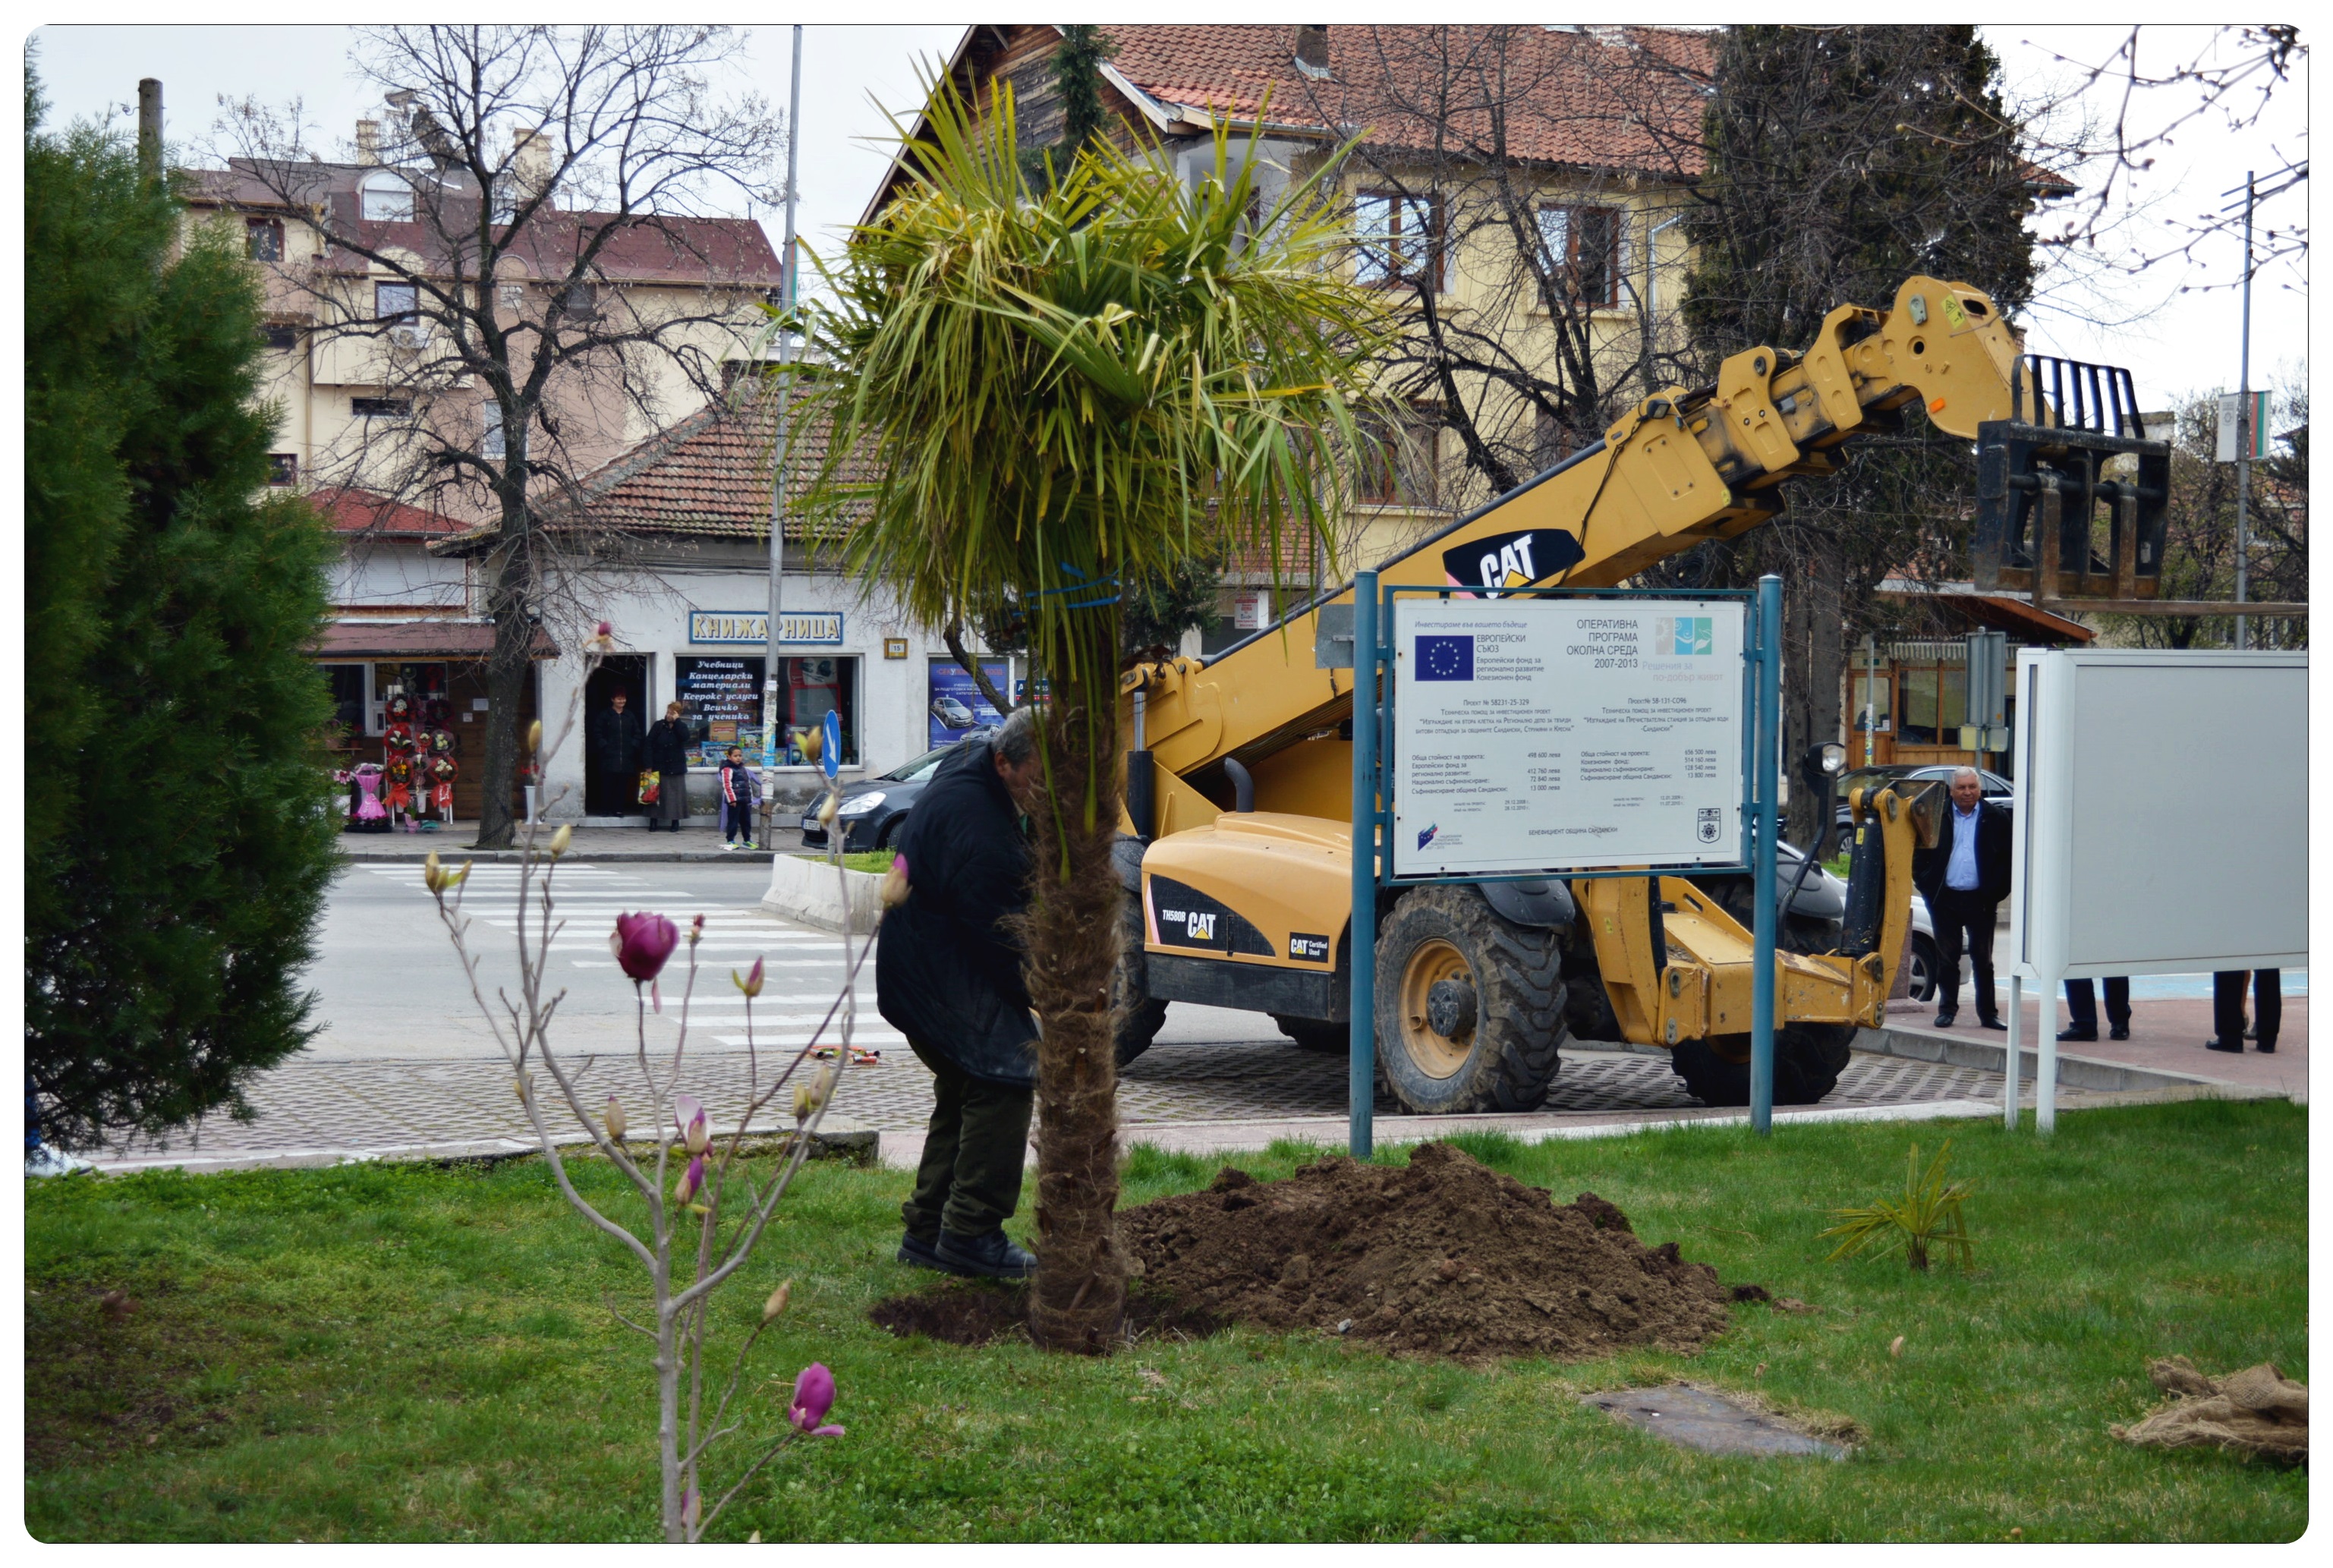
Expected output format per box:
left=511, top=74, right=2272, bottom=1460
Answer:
left=798, top=80, right=1387, bottom=1351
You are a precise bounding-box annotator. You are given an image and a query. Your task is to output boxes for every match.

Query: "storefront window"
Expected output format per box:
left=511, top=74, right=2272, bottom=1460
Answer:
left=927, top=656, right=1008, bottom=748
left=681, top=655, right=857, bottom=767
left=370, top=661, right=453, bottom=731
left=1896, top=666, right=1969, bottom=745
left=320, top=664, right=366, bottom=743
left=1852, top=672, right=1891, bottom=733
left=675, top=655, right=766, bottom=768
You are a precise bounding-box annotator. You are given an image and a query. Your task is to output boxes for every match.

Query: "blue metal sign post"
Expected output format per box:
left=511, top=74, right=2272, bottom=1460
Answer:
left=1749, top=573, right=1783, bottom=1135
left=1348, top=570, right=1381, bottom=1159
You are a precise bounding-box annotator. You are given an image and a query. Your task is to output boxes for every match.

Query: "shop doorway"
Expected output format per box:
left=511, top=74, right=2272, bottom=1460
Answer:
left=584, top=656, right=650, bottom=818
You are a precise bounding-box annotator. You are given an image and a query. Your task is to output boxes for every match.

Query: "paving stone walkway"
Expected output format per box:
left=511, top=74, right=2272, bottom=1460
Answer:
left=80, top=1037, right=2014, bottom=1172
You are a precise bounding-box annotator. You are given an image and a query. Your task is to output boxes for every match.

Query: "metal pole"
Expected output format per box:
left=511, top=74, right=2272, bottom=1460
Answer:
left=2037, top=971, right=2059, bottom=1135
left=2235, top=170, right=2254, bottom=651
left=2004, top=974, right=2021, bottom=1129
left=1862, top=633, right=1877, bottom=767
left=761, top=24, right=804, bottom=815
left=1750, top=575, right=1782, bottom=1134
left=1349, top=571, right=1380, bottom=1159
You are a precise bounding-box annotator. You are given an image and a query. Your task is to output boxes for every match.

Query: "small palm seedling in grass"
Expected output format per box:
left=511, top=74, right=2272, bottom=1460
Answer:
left=1819, top=1139, right=1975, bottom=1272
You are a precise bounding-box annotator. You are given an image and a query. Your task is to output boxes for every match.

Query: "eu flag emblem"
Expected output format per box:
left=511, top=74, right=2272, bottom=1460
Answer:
left=1416, top=635, right=1474, bottom=681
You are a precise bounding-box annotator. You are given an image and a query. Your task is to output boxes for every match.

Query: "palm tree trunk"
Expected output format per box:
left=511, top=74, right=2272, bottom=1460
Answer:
left=1025, top=662, right=1127, bottom=1353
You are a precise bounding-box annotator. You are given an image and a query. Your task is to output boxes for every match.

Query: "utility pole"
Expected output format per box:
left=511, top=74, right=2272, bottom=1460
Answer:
left=2221, top=170, right=2257, bottom=650
left=761, top=25, right=804, bottom=814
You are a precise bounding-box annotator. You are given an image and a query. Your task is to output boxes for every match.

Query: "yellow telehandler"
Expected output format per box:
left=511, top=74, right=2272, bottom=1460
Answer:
left=1113, top=275, right=2171, bottom=1112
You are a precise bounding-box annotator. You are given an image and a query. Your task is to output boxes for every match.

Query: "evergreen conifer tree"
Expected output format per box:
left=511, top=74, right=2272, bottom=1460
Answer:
left=1673, top=27, right=2042, bottom=842
left=26, top=71, right=341, bottom=1148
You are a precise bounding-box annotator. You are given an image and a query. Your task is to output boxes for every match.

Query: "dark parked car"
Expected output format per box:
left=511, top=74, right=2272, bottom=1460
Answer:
left=799, top=744, right=960, bottom=852
left=1833, top=764, right=2011, bottom=839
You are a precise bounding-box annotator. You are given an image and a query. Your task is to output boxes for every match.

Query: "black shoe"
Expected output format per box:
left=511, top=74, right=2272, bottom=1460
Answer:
left=2057, top=1027, right=2098, bottom=1043
left=1933, top=1012, right=1957, bottom=1028
left=896, top=1230, right=946, bottom=1270
left=2109, top=1026, right=2130, bottom=1041
left=2205, top=1037, right=2243, bottom=1053
left=2256, top=1041, right=2276, bottom=1053
left=935, top=1229, right=1037, bottom=1280
left=1979, top=1017, right=2007, bottom=1031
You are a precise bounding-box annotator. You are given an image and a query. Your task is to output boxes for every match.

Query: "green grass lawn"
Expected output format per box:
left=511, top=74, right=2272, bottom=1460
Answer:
left=25, top=1098, right=2306, bottom=1542
left=796, top=849, right=895, bottom=874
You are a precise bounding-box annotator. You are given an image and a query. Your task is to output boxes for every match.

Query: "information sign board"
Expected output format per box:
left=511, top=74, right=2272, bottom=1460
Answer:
left=1390, top=597, right=1746, bottom=877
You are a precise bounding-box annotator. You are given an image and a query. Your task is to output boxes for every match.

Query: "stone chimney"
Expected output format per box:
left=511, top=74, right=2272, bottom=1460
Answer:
left=1292, top=25, right=1330, bottom=80
left=355, top=118, right=381, bottom=165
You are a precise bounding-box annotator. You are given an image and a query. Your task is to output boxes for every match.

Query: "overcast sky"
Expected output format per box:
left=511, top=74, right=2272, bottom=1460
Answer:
left=27, top=21, right=2306, bottom=416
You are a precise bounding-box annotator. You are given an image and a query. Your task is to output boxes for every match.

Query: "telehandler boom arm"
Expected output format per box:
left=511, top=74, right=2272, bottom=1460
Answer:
left=1124, top=274, right=2030, bottom=831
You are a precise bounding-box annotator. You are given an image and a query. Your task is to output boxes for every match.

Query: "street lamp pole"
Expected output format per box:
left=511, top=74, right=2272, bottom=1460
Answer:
left=762, top=25, right=804, bottom=815
left=2222, top=170, right=2256, bottom=650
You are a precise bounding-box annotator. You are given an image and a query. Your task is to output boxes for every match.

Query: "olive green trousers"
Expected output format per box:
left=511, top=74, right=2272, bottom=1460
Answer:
left=902, top=1036, right=1034, bottom=1241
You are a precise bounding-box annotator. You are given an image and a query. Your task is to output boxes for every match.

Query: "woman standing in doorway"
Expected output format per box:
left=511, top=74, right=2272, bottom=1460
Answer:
left=644, top=701, right=691, bottom=832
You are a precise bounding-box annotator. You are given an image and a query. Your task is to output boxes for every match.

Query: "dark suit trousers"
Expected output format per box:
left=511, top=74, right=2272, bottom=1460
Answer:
left=1930, top=888, right=2000, bottom=1021
left=2065, top=978, right=2130, bottom=1034
left=2213, top=971, right=2281, bottom=1050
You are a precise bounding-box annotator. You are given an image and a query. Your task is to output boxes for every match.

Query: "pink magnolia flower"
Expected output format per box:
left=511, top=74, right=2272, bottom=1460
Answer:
left=597, top=620, right=613, bottom=638
left=675, top=1093, right=710, bottom=1155
left=789, top=1362, right=845, bottom=1437
left=610, top=912, right=678, bottom=984
left=733, top=956, right=766, bottom=998
left=674, top=1153, right=706, bottom=1205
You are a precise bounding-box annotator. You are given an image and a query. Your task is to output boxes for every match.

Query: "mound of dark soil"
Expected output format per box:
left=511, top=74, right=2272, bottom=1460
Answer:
left=870, top=1277, right=1222, bottom=1349
left=1118, top=1141, right=1738, bottom=1362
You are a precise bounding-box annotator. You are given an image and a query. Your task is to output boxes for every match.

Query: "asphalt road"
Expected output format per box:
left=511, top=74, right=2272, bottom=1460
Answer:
left=307, top=858, right=1282, bottom=1063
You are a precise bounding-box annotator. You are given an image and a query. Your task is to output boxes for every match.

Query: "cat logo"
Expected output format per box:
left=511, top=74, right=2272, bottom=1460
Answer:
left=1185, top=912, right=1217, bottom=941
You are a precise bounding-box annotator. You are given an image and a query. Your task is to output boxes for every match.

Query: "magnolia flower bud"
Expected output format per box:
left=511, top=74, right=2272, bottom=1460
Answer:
left=682, top=1486, right=700, bottom=1531
left=524, top=719, right=543, bottom=756
left=423, top=850, right=446, bottom=894
left=817, top=793, right=839, bottom=830
left=685, top=1112, right=710, bottom=1157
left=675, top=1153, right=705, bottom=1205
left=690, top=912, right=705, bottom=946
left=514, top=1072, right=533, bottom=1105
left=603, top=1096, right=627, bottom=1142
left=549, top=823, right=572, bottom=860
left=596, top=619, right=613, bottom=638
left=763, top=1280, right=792, bottom=1323
left=879, top=855, right=910, bottom=909
left=793, top=1082, right=818, bottom=1122
left=733, top=957, right=765, bottom=998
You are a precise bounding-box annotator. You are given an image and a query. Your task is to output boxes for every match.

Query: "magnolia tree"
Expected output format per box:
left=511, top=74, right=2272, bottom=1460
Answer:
left=421, top=627, right=891, bottom=1541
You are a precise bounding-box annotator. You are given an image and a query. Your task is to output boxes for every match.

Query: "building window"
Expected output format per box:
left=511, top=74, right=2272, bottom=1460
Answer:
left=672, top=654, right=858, bottom=768
left=497, top=282, right=526, bottom=312
left=319, top=664, right=367, bottom=741
left=352, top=396, right=412, bottom=418
left=480, top=401, right=505, bottom=460
left=245, top=217, right=284, bottom=261
left=1535, top=203, right=1623, bottom=307
left=268, top=453, right=299, bottom=487
left=1895, top=665, right=1968, bottom=746
left=1353, top=190, right=1442, bottom=290
left=375, top=282, right=419, bottom=324
left=1356, top=405, right=1440, bottom=506
left=257, top=322, right=301, bottom=352
left=360, top=172, right=415, bottom=222
left=1853, top=672, right=1893, bottom=735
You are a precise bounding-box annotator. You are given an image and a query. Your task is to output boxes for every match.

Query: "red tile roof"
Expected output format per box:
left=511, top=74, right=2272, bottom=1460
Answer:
left=1104, top=24, right=1712, bottom=176
left=312, top=620, right=558, bottom=660
left=310, top=486, right=472, bottom=537
left=427, top=377, right=861, bottom=553
left=190, top=162, right=783, bottom=286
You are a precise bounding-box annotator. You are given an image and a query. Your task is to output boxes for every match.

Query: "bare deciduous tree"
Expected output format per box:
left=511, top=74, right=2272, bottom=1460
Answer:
left=213, top=24, right=784, bottom=847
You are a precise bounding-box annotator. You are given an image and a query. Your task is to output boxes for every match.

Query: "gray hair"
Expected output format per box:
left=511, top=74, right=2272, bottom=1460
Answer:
left=993, top=702, right=1041, bottom=767
left=1952, top=767, right=1982, bottom=786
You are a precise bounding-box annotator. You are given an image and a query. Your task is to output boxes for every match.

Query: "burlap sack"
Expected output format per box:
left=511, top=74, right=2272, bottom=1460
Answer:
left=2110, top=1355, right=2307, bottom=1466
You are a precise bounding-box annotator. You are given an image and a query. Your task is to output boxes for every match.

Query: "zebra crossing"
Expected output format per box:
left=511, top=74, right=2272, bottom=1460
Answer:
left=354, top=862, right=903, bottom=1053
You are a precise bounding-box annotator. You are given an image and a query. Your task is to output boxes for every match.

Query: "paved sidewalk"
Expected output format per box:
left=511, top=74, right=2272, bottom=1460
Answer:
left=76, top=1035, right=2182, bottom=1176
left=1893, top=990, right=2307, bottom=1100
left=338, top=820, right=810, bottom=864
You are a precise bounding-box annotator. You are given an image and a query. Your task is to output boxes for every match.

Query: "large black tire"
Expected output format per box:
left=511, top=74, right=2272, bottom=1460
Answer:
left=1372, top=885, right=1567, bottom=1114
left=1905, top=932, right=1941, bottom=1003
left=1273, top=1015, right=1348, bottom=1053
left=1113, top=892, right=1168, bottom=1069
left=1668, top=1023, right=1856, bottom=1107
